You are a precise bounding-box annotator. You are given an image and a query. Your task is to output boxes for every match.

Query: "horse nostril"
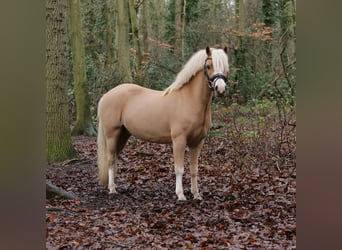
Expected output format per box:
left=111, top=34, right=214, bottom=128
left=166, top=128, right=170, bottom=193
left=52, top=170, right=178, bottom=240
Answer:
left=215, top=85, right=218, bottom=91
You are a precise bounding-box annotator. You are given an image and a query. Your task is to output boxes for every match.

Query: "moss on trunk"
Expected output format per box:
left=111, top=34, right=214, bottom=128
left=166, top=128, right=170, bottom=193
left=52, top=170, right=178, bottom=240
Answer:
left=46, top=0, right=77, bottom=163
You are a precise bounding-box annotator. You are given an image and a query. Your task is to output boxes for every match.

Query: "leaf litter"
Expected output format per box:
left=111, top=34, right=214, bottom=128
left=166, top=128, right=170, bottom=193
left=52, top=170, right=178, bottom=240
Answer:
left=47, top=108, right=296, bottom=249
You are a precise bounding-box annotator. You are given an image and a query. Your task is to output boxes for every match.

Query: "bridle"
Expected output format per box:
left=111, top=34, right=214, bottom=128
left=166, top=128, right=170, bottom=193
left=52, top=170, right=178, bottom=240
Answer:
left=203, top=57, right=229, bottom=91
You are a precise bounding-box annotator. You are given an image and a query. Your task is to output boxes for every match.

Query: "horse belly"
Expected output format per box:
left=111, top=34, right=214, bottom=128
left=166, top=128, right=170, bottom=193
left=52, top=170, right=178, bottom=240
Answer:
left=130, top=125, right=171, bottom=143
left=122, top=106, right=172, bottom=144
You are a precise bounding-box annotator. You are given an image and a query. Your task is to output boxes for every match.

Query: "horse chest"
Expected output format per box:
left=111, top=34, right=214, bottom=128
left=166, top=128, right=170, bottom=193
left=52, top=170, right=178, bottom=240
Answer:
left=187, top=115, right=211, bottom=147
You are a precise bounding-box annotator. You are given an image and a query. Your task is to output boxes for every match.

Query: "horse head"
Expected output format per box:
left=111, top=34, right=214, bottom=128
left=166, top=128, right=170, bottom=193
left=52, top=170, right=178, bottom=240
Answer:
left=204, top=46, right=229, bottom=96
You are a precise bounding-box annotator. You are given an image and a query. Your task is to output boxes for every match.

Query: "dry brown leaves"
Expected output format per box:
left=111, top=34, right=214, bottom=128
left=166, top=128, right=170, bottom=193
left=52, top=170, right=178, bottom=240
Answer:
left=47, top=106, right=296, bottom=249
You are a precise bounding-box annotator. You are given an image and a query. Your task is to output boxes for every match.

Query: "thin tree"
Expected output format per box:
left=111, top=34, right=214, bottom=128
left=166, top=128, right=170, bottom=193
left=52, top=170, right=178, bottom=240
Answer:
left=174, top=0, right=186, bottom=57
left=140, top=0, right=150, bottom=87
left=115, top=0, right=132, bottom=83
left=281, top=0, right=296, bottom=63
left=148, top=0, right=167, bottom=58
left=280, top=0, right=296, bottom=101
left=46, top=0, right=77, bottom=163
left=128, top=0, right=143, bottom=75
left=182, top=0, right=186, bottom=52
left=237, top=0, right=245, bottom=48
left=234, top=0, right=247, bottom=102
left=105, top=0, right=114, bottom=71
left=140, top=1, right=149, bottom=55
left=69, top=0, right=96, bottom=136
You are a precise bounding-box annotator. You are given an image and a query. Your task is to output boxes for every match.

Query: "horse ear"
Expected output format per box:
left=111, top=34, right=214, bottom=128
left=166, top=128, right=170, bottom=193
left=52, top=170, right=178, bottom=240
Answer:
left=205, top=46, right=211, bottom=57
left=223, top=46, right=228, bottom=54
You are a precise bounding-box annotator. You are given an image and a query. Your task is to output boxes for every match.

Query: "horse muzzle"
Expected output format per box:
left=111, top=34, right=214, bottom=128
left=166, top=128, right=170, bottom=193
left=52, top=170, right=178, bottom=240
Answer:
left=213, top=78, right=227, bottom=96
left=208, top=72, right=228, bottom=96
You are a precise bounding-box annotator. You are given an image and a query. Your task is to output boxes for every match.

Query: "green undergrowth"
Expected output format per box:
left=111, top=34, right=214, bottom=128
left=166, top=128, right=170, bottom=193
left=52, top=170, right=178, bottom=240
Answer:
left=210, top=100, right=296, bottom=162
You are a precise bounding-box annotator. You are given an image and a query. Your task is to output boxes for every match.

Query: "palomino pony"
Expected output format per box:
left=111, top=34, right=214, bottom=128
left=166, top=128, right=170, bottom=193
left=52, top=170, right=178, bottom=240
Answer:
left=97, top=47, right=229, bottom=200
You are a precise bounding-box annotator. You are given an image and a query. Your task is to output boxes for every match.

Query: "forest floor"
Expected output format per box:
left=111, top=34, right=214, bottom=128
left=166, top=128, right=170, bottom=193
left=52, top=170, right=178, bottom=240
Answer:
left=46, top=104, right=296, bottom=249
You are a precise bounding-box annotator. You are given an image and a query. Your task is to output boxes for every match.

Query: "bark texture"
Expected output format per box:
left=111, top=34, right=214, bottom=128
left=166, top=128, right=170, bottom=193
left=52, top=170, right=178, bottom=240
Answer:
left=46, top=0, right=77, bottom=163
left=115, top=0, right=132, bottom=83
left=128, top=0, right=142, bottom=72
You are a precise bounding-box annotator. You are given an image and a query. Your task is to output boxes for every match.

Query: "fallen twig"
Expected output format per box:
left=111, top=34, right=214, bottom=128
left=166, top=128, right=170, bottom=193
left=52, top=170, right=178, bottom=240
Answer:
left=46, top=183, right=79, bottom=200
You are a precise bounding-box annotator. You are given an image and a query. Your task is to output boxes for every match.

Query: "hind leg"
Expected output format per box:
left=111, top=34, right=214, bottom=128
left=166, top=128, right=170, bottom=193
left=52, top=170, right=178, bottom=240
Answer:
left=116, top=126, right=131, bottom=155
left=106, top=127, right=131, bottom=194
left=107, top=153, right=117, bottom=194
left=105, top=130, right=121, bottom=194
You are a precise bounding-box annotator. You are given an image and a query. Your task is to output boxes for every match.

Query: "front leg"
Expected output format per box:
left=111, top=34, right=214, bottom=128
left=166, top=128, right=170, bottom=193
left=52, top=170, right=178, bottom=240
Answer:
left=172, top=137, right=186, bottom=201
left=189, top=140, right=204, bottom=200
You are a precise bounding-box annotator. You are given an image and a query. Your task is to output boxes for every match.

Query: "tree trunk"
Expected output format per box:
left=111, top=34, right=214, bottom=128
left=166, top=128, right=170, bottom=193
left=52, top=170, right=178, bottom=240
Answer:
left=175, top=0, right=185, bottom=57
left=234, top=0, right=248, bottom=103
left=282, top=0, right=296, bottom=62
left=69, top=0, right=96, bottom=136
left=280, top=0, right=296, bottom=101
left=141, top=1, right=149, bottom=55
left=208, top=0, right=217, bottom=46
left=237, top=0, right=245, bottom=49
left=128, top=0, right=142, bottom=74
left=115, top=0, right=132, bottom=83
left=181, top=0, right=186, bottom=52
left=148, top=0, right=166, bottom=59
left=105, top=0, right=114, bottom=71
left=140, top=1, right=150, bottom=87
left=46, top=0, right=77, bottom=163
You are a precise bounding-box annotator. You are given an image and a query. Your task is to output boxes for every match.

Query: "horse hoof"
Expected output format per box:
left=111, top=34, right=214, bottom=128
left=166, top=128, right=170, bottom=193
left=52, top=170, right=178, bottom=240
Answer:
left=177, top=194, right=187, bottom=201
left=194, top=194, right=202, bottom=200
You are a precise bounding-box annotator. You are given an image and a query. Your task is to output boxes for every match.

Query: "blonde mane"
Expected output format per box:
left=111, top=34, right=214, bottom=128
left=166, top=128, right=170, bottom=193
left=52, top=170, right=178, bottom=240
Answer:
left=163, top=48, right=229, bottom=95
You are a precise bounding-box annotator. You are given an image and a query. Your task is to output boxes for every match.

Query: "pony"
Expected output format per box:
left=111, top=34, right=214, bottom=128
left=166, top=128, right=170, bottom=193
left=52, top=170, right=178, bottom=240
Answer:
left=97, top=47, right=229, bottom=200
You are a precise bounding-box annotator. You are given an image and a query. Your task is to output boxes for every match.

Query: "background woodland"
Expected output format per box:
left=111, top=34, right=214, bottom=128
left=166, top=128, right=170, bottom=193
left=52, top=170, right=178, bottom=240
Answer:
left=80, top=0, right=296, bottom=102
left=46, top=1, right=296, bottom=248
left=46, top=0, right=296, bottom=163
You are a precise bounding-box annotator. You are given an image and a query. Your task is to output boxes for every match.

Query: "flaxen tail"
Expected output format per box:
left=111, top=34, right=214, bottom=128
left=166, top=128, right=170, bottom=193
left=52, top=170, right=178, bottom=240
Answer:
left=97, top=118, right=108, bottom=186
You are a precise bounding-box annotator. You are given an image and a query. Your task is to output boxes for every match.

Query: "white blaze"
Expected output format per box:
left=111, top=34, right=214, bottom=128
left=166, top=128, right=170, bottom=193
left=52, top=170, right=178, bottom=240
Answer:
left=215, top=78, right=226, bottom=94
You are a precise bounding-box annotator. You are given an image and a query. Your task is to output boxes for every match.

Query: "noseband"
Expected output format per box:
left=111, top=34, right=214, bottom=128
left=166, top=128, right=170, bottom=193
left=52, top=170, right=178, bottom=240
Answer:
left=204, top=57, right=229, bottom=90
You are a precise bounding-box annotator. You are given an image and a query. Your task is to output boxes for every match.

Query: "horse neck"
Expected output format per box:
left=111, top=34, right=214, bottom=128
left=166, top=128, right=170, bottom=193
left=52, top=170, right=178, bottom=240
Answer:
left=184, top=70, right=213, bottom=108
